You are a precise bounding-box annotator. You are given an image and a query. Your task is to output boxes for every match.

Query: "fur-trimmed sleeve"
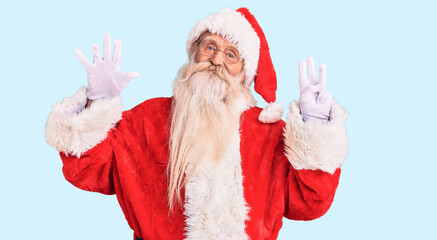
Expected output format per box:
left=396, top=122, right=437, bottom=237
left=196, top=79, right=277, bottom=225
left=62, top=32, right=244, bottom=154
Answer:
left=45, top=87, right=124, bottom=194
left=284, top=99, right=349, bottom=174
left=45, top=87, right=123, bottom=157
left=282, top=100, right=347, bottom=220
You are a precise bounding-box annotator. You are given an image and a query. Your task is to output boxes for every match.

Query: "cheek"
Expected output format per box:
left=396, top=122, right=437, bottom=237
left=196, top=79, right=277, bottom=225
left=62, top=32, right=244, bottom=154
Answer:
left=227, top=62, right=244, bottom=76
left=194, top=51, right=207, bottom=63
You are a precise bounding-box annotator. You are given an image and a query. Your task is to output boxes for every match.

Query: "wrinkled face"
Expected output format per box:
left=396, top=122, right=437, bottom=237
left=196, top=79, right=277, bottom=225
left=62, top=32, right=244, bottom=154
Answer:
left=194, top=32, right=244, bottom=77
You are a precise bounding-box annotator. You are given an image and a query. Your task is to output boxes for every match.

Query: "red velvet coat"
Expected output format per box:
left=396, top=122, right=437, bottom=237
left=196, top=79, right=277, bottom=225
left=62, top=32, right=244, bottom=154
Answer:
left=58, top=97, right=342, bottom=240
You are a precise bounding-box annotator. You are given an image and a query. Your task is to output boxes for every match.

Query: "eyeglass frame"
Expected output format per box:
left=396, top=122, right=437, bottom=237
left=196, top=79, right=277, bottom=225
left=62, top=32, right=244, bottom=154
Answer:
left=195, top=35, right=242, bottom=65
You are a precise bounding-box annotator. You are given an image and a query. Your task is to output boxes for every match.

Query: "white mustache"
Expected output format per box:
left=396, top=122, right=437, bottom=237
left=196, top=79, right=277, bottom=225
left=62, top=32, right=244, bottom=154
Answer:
left=178, top=62, right=231, bottom=85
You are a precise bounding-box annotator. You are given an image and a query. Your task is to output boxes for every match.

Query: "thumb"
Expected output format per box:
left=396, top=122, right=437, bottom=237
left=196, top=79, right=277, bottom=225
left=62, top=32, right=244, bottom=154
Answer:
left=124, top=71, right=140, bottom=81
left=114, top=71, right=140, bottom=91
left=75, top=48, right=92, bottom=69
left=316, top=88, right=332, bottom=104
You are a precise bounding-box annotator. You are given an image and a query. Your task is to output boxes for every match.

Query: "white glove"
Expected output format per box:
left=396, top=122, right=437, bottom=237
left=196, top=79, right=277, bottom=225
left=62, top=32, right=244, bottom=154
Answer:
left=75, top=33, right=139, bottom=100
left=299, top=57, right=332, bottom=122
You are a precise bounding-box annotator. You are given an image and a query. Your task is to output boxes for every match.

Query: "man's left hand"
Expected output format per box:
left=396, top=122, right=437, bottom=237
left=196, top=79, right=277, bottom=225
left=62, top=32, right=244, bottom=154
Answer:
left=299, top=57, right=332, bottom=122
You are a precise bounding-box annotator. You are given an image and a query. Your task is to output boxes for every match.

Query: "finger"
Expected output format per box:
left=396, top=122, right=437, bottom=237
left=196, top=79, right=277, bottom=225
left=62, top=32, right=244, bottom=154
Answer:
left=306, top=57, right=317, bottom=84
left=318, top=64, right=327, bottom=87
left=309, top=83, right=323, bottom=93
left=317, top=88, right=332, bottom=104
left=75, top=48, right=92, bottom=69
left=125, top=71, right=140, bottom=80
left=103, top=33, right=112, bottom=61
left=299, top=61, right=309, bottom=90
left=113, top=39, right=122, bottom=66
left=92, top=44, right=102, bottom=63
left=116, top=71, right=140, bottom=90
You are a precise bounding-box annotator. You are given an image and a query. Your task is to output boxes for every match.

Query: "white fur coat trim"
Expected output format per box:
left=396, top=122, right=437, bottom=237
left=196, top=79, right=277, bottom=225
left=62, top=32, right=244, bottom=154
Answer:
left=187, top=7, right=260, bottom=85
left=184, top=129, right=250, bottom=240
left=45, top=87, right=122, bottom=157
left=284, top=99, right=349, bottom=174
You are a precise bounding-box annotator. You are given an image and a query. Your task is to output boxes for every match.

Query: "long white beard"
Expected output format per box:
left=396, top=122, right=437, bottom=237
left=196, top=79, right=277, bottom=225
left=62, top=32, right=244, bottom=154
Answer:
left=168, top=62, right=253, bottom=239
left=167, top=62, right=254, bottom=210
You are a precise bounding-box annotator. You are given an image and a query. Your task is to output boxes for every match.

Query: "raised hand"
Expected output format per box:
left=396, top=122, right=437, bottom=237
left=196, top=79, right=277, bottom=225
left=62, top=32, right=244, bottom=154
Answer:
left=299, top=57, right=332, bottom=122
left=75, top=33, right=139, bottom=100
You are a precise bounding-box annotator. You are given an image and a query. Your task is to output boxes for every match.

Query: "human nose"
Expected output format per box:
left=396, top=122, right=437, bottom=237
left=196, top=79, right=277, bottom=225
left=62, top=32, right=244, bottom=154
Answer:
left=210, top=50, right=224, bottom=66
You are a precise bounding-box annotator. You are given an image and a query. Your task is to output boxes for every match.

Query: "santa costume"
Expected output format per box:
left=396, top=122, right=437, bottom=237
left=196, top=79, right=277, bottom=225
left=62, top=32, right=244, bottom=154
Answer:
left=46, top=7, right=349, bottom=240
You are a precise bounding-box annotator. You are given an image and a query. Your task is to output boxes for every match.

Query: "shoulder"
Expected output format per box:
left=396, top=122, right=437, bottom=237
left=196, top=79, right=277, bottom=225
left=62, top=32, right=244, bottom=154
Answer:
left=131, top=97, right=173, bottom=113
left=116, top=97, right=173, bottom=132
left=240, top=106, right=285, bottom=142
left=123, top=97, right=173, bottom=118
left=240, top=107, right=286, bottom=155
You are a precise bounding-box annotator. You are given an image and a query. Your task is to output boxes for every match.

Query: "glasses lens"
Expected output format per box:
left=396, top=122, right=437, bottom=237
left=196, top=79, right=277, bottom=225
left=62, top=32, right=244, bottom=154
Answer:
left=224, top=48, right=239, bottom=64
left=199, top=39, right=240, bottom=64
left=201, top=40, right=216, bottom=56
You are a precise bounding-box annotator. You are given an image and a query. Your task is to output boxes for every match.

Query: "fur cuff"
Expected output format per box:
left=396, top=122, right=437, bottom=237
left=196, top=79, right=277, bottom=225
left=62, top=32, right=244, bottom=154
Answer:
left=284, top=99, right=349, bottom=174
left=45, top=87, right=122, bottom=157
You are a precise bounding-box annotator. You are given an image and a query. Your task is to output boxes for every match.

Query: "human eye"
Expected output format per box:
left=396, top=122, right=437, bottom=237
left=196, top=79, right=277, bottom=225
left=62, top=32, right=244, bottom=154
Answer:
left=202, top=40, right=216, bottom=54
left=225, top=49, right=238, bottom=59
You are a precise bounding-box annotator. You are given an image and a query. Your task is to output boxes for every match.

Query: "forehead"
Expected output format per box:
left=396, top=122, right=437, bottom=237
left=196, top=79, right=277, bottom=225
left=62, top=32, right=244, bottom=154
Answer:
left=200, top=32, right=237, bottom=48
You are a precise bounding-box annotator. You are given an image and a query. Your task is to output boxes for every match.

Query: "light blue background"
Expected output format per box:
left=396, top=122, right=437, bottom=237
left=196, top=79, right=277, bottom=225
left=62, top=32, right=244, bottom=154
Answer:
left=1, top=0, right=436, bottom=239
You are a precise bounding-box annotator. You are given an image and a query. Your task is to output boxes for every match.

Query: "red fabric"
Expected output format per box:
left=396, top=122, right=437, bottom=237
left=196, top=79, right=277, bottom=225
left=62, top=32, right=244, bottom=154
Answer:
left=236, top=7, right=277, bottom=103
left=60, top=97, right=341, bottom=240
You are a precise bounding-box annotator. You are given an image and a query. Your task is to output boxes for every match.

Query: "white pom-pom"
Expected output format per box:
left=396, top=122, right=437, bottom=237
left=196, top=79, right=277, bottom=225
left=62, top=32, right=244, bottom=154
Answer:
left=258, top=102, right=284, bottom=123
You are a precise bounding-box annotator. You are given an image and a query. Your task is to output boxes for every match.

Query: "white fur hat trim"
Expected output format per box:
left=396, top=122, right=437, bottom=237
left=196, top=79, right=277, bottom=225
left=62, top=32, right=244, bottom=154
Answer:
left=186, top=7, right=260, bottom=84
left=258, top=102, right=284, bottom=123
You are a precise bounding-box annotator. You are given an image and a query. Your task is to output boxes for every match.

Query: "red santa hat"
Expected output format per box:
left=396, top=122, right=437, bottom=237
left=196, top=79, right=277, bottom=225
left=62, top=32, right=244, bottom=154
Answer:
left=187, top=7, right=284, bottom=123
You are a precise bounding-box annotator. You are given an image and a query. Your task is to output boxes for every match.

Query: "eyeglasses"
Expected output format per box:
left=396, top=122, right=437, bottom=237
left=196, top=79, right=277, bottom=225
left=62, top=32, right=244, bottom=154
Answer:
left=198, top=38, right=241, bottom=64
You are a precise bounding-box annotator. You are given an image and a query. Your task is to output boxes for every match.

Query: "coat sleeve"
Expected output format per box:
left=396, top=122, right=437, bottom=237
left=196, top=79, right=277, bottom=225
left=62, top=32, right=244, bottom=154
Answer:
left=45, top=87, right=125, bottom=194
left=282, top=99, right=349, bottom=220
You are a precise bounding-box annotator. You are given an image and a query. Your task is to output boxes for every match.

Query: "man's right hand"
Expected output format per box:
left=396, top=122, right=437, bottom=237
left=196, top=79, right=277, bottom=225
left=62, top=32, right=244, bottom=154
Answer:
left=75, top=33, right=139, bottom=100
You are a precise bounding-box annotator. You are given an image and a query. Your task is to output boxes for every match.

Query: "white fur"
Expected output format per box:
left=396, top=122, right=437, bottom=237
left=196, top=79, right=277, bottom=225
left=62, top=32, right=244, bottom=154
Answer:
left=284, top=99, right=349, bottom=174
left=45, top=87, right=123, bottom=157
left=187, top=7, right=260, bottom=86
left=184, top=127, right=250, bottom=240
left=258, top=102, right=284, bottom=123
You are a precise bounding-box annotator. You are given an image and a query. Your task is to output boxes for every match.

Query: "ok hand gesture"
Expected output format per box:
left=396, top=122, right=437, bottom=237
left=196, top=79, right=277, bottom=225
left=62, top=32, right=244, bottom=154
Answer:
left=75, top=33, right=139, bottom=100
left=299, top=57, right=332, bottom=122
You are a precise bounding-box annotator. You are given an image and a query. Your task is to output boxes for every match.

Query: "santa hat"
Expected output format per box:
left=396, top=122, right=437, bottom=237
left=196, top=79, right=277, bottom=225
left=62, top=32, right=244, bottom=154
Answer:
left=187, top=7, right=284, bottom=123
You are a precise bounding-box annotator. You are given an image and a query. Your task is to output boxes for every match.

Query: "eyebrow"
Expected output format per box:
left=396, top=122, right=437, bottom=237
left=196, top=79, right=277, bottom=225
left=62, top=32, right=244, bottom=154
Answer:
left=202, top=36, right=238, bottom=51
left=202, top=36, right=218, bottom=45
